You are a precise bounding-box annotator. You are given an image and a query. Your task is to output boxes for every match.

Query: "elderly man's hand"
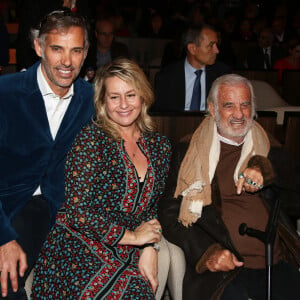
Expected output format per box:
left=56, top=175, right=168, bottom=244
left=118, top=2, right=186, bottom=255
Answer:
left=236, top=167, right=264, bottom=194
left=0, top=240, right=27, bottom=298
left=206, top=249, right=244, bottom=272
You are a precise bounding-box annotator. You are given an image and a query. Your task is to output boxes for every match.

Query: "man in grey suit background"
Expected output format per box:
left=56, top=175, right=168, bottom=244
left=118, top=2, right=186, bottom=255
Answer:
left=153, top=24, right=231, bottom=112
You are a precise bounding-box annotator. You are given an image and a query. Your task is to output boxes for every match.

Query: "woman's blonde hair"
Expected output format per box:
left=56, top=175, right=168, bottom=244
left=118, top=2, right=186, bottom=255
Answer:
left=93, top=58, right=155, bottom=140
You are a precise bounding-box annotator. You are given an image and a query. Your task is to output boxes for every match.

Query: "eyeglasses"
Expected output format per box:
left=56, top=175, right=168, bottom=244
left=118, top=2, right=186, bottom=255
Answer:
left=97, top=31, right=114, bottom=37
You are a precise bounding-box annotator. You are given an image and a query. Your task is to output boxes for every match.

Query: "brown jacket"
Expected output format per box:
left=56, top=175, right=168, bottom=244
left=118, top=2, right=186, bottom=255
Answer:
left=159, top=142, right=300, bottom=300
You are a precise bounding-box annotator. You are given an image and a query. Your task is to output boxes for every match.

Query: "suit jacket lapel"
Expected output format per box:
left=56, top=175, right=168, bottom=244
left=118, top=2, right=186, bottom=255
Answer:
left=22, top=62, right=53, bottom=141
left=205, top=65, right=215, bottom=98
left=55, top=80, right=84, bottom=140
left=179, top=60, right=186, bottom=110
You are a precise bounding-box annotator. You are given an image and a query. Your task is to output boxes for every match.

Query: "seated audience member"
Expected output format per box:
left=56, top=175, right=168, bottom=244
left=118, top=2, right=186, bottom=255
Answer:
left=272, top=16, right=292, bottom=49
left=112, top=12, right=131, bottom=37
left=83, top=17, right=129, bottom=81
left=0, top=13, right=9, bottom=71
left=140, top=12, right=168, bottom=39
left=160, top=26, right=185, bottom=68
left=153, top=24, right=231, bottom=112
left=159, top=74, right=300, bottom=300
left=274, top=37, right=300, bottom=83
left=32, top=58, right=172, bottom=299
left=0, top=10, right=94, bottom=299
left=233, top=18, right=255, bottom=42
left=247, top=27, right=283, bottom=70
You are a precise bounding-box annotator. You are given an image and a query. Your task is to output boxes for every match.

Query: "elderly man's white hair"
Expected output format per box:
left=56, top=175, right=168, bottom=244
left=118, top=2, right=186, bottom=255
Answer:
left=207, top=73, right=256, bottom=119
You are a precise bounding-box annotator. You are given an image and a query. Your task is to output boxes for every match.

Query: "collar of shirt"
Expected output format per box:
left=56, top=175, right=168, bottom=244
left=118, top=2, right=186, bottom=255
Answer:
left=34, top=64, right=74, bottom=196
left=218, top=133, right=245, bottom=146
left=276, top=33, right=284, bottom=42
left=37, top=64, right=73, bottom=139
left=37, top=64, right=74, bottom=100
left=263, top=47, right=271, bottom=55
left=184, top=58, right=206, bottom=111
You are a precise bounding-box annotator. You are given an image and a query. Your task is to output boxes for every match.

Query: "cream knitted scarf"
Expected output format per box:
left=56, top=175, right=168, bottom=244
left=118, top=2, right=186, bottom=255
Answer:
left=174, top=116, right=270, bottom=227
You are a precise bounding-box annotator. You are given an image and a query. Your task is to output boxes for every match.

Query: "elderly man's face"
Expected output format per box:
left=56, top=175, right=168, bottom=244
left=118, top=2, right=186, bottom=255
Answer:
left=209, top=83, right=253, bottom=143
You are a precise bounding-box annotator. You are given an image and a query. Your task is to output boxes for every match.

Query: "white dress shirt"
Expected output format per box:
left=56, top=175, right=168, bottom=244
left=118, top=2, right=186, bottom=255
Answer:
left=33, top=65, right=73, bottom=195
left=263, top=47, right=271, bottom=69
left=184, top=58, right=206, bottom=111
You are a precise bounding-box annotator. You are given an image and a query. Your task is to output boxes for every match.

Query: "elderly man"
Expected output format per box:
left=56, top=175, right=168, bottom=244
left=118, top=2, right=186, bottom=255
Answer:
left=153, top=24, right=231, bottom=112
left=0, top=10, right=94, bottom=299
left=159, top=74, right=300, bottom=299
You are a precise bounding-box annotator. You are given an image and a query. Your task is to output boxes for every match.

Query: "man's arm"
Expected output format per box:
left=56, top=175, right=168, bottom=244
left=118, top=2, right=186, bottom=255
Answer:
left=158, top=142, right=218, bottom=268
left=159, top=141, right=244, bottom=273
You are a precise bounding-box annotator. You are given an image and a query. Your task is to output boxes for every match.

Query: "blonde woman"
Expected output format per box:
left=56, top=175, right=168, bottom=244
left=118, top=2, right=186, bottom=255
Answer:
left=32, top=59, right=171, bottom=299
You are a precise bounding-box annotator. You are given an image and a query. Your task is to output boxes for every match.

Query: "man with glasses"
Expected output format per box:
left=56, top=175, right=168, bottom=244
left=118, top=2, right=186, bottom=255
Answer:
left=83, top=18, right=129, bottom=81
left=0, top=10, right=94, bottom=299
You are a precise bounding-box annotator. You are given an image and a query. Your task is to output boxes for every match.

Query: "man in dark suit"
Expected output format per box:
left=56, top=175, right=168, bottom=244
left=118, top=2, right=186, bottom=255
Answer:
left=0, top=10, right=94, bottom=299
left=247, top=27, right=283, bottom=70
left=153, top=24, right=231, bottom=112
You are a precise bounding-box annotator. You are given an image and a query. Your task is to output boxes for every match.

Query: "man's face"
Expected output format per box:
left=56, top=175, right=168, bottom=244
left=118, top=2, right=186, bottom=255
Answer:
left=209, top=83, right=253, bottom=144
left=95, top=20, right=114, bottom=51
left=258, top=29, right=274, bottom=48
left=272, top=19, right=285, bottom=35
left=34, top=26, right=86, bottom=98
left=188, top=28, right=219, bottom=69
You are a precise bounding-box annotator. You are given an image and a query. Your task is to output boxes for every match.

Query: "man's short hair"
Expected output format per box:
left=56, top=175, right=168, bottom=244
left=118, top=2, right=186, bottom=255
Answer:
left=207, top=73, right=256, bottom=117
left=31, top=9, right=90, bottom=51
left=183, top=24, right=217, bottom=48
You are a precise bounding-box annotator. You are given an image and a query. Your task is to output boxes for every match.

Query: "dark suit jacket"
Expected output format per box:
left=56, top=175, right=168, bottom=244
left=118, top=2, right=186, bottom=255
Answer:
left=83, top=40, right=130, bottom=72
left=153, top=59, right=231, bottom=112
left=0, top=62, right=94, bottom=246
left=247, top=46, right=283, bottom=70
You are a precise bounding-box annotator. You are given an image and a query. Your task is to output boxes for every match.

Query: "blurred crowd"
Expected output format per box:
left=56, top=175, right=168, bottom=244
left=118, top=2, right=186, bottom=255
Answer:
left=0, top=0, right=300, bottom=74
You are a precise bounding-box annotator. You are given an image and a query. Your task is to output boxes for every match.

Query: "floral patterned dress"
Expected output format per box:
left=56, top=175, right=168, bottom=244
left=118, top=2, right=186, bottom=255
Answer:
left=31, top=123, right=171, bottom=299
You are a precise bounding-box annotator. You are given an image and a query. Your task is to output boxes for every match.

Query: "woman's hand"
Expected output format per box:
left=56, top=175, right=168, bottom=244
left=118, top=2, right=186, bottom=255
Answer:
left=139, top=246, right=158, bottom=293
left=133, top=219, right=162, bottom=245
left=119, top=219, right=162, bottom=246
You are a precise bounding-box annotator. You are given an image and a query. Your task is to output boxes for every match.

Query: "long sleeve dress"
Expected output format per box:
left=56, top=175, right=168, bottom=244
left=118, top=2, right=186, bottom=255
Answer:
left=31, top=122, right=171, bottom=299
